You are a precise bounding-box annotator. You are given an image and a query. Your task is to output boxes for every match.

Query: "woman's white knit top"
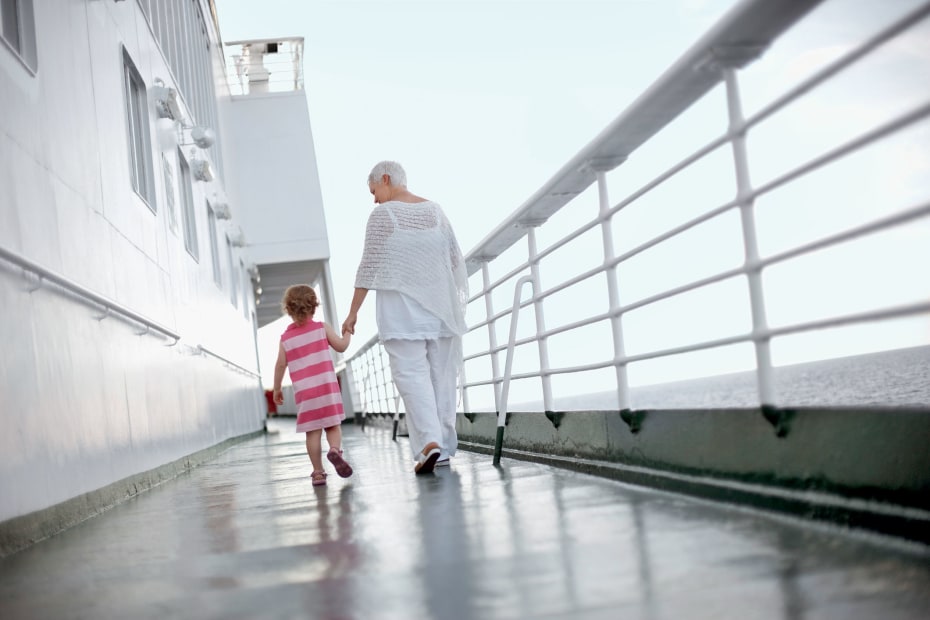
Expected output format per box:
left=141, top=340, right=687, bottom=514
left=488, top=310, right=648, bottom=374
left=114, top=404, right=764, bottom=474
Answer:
left=354, top=200, right=468, bottom=338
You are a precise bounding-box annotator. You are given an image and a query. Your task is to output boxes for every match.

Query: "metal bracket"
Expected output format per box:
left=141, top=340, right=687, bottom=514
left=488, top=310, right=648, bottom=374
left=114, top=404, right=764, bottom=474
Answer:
left=761, top=405, right=794, bottom=438
left=620, top=408, right=647, bottom=434
left=694, top=43, right=768, bottom=73
left=545, top=411, right=564, bottom=429
left=24, top=272, right=43, bottom=293
left=515, top=218, right=547, bottom=229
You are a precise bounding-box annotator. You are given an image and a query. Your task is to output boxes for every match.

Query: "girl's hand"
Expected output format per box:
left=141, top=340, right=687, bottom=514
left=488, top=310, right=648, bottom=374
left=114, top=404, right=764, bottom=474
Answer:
left=273, top=389, right=284, bottom=405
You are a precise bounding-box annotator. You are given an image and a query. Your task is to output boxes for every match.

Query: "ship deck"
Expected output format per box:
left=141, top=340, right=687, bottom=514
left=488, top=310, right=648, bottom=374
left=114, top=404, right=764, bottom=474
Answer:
left=1, top=418, right=928, bottom=620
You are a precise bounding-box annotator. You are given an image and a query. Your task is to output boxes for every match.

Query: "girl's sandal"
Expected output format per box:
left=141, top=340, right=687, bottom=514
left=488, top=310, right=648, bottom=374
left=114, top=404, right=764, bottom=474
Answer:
left=311, top=470, right=327, bottom=486
left=326, top=448, right=353, bottom=478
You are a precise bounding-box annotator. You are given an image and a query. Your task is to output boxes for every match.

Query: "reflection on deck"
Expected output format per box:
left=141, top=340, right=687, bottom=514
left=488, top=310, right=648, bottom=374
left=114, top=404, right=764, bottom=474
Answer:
left=1, top=419, right=927, bottom=619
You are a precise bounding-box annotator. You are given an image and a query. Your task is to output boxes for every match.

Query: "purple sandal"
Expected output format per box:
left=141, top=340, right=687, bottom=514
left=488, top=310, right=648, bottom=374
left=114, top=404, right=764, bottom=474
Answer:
left=327, top=448, right=353, bottom=478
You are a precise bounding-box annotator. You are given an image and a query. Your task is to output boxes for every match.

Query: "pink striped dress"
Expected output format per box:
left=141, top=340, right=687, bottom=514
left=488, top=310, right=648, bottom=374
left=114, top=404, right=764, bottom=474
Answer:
left=281, top=320, right=345, bottom=432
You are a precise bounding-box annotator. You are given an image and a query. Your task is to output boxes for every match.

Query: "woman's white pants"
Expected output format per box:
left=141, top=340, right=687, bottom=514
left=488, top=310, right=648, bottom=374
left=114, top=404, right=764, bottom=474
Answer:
left=382, top=337, right=458, bottom=460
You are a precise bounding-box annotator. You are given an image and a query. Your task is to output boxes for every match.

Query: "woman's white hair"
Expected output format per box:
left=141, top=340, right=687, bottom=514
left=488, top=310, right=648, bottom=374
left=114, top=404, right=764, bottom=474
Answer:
left=368, top=160, right=407, bottom=187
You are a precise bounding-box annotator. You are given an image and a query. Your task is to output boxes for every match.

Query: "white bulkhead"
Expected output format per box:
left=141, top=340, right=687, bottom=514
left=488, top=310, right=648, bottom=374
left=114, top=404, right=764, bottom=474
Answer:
left=0, top=0, right=333, bottom=525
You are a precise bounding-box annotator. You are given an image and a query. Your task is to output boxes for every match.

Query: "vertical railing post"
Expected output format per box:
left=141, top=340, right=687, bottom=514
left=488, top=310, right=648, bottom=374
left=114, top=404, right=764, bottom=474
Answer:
left=595, top=169, right=632, bottom=414
left=724, top=67, right=777, bottom=417
left=526, top=227, right=553, bottom=413
left=377, top=344, right=391, bottom=414
left=482, top=261, right=502, bottom=413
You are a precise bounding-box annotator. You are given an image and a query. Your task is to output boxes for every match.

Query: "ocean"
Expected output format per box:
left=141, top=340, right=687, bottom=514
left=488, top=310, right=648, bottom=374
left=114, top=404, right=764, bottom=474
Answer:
left=507, top=345, right=930, bottom=411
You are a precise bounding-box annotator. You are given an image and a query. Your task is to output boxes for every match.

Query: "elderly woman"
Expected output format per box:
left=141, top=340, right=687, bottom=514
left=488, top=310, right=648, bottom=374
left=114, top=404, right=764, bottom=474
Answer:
left=342, top=161, right=468, bottom=475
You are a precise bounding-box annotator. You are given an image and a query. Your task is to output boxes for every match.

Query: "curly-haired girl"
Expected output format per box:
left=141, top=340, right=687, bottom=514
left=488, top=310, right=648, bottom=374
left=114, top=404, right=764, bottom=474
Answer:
left=273, top=284, right=353, bottom=486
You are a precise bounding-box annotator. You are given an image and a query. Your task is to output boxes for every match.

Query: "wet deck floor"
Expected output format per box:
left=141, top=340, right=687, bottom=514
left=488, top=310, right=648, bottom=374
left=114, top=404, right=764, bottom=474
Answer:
left=1, top=418, right=929, bottom=619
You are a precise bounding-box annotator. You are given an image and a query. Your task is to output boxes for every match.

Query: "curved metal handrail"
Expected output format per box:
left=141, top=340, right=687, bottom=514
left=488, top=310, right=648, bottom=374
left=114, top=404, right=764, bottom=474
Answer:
left=0, top=245, right=180, bottom=343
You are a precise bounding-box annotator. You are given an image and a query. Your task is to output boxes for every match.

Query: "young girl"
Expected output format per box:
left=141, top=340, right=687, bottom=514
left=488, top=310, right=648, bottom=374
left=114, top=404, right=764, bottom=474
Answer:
left=273, top=285, right=353, bottom=486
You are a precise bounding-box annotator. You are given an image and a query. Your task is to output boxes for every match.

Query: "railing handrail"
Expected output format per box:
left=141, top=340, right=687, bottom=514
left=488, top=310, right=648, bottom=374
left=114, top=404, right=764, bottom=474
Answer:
left=463, top=0, right=823, bottom=276
left=197, top=345, right=262, bottom=380
left=0, top=244, right=180, bottom=342
left=493, top=275, right=536, bottom=464
left=342, top=0, right=930, bottom=422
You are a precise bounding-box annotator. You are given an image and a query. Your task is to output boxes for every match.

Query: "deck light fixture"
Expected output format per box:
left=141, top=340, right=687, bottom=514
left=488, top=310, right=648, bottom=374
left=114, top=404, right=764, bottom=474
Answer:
left=191, top=158, right=214, bottom=182
left=152, top=79, right=182, bottom=120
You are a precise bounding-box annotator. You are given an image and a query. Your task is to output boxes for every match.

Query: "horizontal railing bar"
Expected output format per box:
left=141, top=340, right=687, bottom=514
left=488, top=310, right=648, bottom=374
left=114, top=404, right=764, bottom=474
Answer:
left=611, top=200, right=739, bottom=266
left=197, top=345, right=261, bottom=379
left=604, top=135, right=733, bottom=222
left=469, top=204, right=929, bottom=363
left=0, top=244, right=180, bottom=342
left=468, top=134, right=735, bottom=305
left=467, top=202, right=741, bottom=334
left=467, top=294, right=533, bottom=333
left=767, top=301, right=930, bottom=339
left=621, top=266, right=748, bottom=316
left=753, top=101, right=930, bottom=200
left=474, top=107, right=930, bottom=335
left=465, top=0, right=823, bottom=276
left=521, top=102, right=930, bottom=317
left=761, top=200, right=930, bottom=269
left=467, top=298, right=930, bottom=390
left=467, top=197, right=930, bottom=360
left=467, top=259, right=532, bottom=304
left=464, top=331, right=540, bottom=362
left=468, top=96, right=929, bottom=317
left=745, top=1, right=930, bottom=132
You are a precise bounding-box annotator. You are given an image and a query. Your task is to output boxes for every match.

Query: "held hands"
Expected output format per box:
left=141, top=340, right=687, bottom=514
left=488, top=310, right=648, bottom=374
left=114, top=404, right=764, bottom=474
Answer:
left=342, top=313, right=357, bottom=336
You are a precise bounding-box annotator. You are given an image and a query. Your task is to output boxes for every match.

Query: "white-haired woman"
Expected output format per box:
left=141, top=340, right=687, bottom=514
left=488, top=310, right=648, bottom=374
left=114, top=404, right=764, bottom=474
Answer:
left=342, top=161, right=468, bottom=475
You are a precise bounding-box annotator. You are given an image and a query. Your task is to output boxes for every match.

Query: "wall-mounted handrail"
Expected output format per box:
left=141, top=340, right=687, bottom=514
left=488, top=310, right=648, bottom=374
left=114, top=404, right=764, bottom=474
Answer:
left=197, top=345, right=261, bottom=379
left=0, top=245, right=180, bottom=343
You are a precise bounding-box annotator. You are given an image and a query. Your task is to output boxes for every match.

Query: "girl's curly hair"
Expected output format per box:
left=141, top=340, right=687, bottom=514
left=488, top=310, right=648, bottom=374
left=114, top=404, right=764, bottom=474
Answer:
left=282, top=285, right=319, bottom=325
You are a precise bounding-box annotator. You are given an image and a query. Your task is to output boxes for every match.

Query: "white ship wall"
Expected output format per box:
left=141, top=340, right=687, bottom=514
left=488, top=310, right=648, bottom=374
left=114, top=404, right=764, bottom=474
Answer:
left=222, top=92, right=331, bottom=265
left=0, top=0, right=264, bottom=523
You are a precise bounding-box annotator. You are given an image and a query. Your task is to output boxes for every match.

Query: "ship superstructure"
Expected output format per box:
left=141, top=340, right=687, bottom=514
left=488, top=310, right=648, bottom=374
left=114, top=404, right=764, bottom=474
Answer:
left=0, top=0, right=336, bottom=542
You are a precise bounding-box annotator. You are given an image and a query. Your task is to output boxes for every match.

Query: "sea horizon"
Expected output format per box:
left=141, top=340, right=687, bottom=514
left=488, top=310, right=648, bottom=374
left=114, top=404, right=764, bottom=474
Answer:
left=484, top=344, right=930, bottom=412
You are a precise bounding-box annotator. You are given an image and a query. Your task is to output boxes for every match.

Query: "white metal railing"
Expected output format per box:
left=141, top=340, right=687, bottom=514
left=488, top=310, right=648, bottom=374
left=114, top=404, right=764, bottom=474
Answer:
left=224, top=37, right=305, bottom=96
left=0, top=245, right=179, bottom=343
left=197, top=345, right=262, bottom=380
left=342, top=0, right=930, bottom=432
left=0, top=245, right=266, bottom=382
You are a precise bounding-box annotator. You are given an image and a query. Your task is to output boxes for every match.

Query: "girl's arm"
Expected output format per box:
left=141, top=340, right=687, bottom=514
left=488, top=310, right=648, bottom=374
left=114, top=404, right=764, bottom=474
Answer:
left=272, top=342, right=287, bottom=405
left=325, top=322, right=352, bottom=352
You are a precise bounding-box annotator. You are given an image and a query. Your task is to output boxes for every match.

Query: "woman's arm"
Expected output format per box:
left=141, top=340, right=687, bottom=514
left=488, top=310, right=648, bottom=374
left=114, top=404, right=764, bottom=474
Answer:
left=325, top=322, right=352, bottom=352
left=341, top=287, right=369, bottom=335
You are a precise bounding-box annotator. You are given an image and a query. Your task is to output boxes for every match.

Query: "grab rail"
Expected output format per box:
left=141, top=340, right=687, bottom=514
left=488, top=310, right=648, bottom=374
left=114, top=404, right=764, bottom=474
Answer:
left=0, top=244, right=179, bottom=343
left=197, top=345, right=261, bottom=380
left=494, top=275, right=536, bottom=465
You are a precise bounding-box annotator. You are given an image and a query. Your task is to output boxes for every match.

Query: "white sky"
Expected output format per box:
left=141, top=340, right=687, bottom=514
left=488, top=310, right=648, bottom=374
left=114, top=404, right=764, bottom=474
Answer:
left=213, top=0, right=930, bottom=394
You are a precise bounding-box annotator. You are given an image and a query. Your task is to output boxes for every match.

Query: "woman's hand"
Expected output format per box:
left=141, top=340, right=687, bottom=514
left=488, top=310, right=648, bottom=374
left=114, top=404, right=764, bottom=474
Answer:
left=342, top=313, right=357, bottom=336
left=273, top=389, right=284, bottom=406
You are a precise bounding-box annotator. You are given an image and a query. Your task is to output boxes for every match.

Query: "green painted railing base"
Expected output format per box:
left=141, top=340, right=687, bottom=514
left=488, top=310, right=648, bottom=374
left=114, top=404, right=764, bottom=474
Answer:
left=456, top=407, right=930, bottom=545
